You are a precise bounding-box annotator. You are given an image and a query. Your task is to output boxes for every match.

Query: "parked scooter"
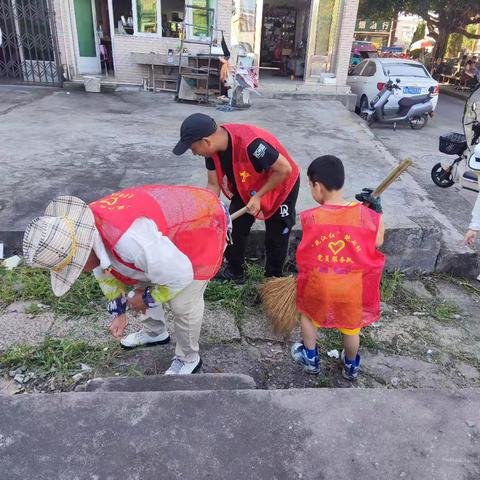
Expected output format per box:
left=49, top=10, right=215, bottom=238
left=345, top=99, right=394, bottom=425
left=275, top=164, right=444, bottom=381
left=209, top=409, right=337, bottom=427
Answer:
left=431, top=102, right=480, bottom=189
left=362, top=79, right=435, bottom=130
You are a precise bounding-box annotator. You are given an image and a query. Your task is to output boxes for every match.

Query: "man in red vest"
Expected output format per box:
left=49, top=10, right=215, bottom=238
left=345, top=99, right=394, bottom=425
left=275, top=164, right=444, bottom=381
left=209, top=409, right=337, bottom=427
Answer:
left=22, top=186, right=229, bottom=375
left=173, top=113, right=300, bottom=283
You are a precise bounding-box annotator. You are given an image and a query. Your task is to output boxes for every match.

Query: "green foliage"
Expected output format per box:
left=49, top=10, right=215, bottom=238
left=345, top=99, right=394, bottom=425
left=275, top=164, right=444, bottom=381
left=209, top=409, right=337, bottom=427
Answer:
left=205, top=263, right=264, bottom=318
left=0, top=266, right=104, bottom=317
left=462, top=24, right=479, bottom=52
left=358, top=0, right=399, bottom=21
left=432, top=301, right=459, bottom=321
left=446, top=33, right=464, bottom=58
left=380, top=270, right=404, bottom=303
left=0, top=338, right=121, bottom=380
left=411, top=22, right=426, bottom=46
left=358, top=0, right=480, bottom=60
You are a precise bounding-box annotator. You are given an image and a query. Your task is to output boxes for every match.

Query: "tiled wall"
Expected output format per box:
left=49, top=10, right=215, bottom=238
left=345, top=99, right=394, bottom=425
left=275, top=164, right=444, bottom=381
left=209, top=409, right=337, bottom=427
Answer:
left=53, top=0, right=76, bottom=78
left=334, top=0, right=359, bottom=86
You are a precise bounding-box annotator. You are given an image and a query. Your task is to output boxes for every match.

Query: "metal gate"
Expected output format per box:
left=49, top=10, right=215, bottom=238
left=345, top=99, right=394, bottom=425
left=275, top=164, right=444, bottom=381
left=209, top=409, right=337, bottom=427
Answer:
left=0, top=0, right=62, bottom=85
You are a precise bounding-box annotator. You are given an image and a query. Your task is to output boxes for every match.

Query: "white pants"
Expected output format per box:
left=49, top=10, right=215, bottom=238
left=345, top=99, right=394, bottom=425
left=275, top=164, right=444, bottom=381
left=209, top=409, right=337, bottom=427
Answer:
left=142, top=280, right=208, bottom=363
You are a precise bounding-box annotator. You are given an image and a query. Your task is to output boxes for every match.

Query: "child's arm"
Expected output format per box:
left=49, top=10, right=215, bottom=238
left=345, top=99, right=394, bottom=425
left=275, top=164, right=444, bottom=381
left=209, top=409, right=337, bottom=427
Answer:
left=376, top=216, right=385, bottom=248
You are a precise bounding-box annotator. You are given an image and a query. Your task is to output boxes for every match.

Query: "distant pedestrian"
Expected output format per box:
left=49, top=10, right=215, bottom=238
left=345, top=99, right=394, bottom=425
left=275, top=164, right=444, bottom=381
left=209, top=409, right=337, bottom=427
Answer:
left=173, top=113, right=300, bottom=282
left=291, top=155, right=385, bottom=380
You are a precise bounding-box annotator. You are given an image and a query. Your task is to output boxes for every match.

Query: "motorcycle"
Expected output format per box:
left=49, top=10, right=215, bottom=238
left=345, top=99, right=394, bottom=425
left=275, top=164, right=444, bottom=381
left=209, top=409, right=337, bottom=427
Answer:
left=431, top=101, right=480, bottom=189
left=363, top=79, right=436, bottom=130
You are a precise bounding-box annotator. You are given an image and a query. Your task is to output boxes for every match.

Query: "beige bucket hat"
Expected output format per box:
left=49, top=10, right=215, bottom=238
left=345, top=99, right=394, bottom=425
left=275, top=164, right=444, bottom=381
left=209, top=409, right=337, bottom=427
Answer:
left=23, top=196, right=96, bottom=297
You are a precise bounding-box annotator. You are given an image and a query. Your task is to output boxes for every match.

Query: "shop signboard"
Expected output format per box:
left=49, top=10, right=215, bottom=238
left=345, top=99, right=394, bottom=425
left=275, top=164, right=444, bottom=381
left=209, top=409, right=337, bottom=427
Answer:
left=356, top=19, right=392, bottom=33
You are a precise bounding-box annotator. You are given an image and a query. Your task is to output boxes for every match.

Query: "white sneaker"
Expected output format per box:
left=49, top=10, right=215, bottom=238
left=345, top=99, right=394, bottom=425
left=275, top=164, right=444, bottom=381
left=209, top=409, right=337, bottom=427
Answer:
left=165, top=357, right=202, bottom=375
left=120, top=329, right=170, bottom=349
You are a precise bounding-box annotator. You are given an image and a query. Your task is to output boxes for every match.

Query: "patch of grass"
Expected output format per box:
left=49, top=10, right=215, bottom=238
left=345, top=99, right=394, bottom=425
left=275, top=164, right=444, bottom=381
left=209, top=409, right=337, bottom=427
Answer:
left=380, top=270, right=404, bottom=302
left=451, top=277, right=480, bottom=299
left=25, top=303, right=43, bottom=316
left=315, top=376, right=333, bottom=388
left=360, top=327, right=380, bottom=350
left=205, top=263, right=265, bottom=318
left=0, top=266, right=104, bottom=317
left=432, top=301, right=459, bottom=322
left=318, top=329, right=343, bottom=352
left=0, top=338, right=122, bottom=381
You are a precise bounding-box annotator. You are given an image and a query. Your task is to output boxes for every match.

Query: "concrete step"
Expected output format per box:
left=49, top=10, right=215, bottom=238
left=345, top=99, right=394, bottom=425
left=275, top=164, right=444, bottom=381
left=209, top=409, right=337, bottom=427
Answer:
left=78, top=373, right=256, bottom=392
left=0, top=388, right=478, bottom=479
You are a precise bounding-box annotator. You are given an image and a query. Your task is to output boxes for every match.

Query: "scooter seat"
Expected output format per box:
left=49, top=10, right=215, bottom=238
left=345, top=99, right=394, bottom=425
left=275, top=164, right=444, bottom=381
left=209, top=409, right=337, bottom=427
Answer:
left=398, top=95, right=430, bottom=107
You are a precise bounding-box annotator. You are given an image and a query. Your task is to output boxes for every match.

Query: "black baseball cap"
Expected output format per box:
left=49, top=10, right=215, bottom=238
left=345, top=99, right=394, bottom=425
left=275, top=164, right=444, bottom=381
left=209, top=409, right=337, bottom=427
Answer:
left=173, top=113, right=218, bottom=155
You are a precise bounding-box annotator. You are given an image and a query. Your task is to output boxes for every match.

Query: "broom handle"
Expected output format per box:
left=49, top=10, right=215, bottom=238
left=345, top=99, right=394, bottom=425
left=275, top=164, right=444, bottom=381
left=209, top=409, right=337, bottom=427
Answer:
left=371, top=159, right=412, bottom=198
left=230, top=162, right=412, bottom=219
left=230, top=206, right=248, bottom=221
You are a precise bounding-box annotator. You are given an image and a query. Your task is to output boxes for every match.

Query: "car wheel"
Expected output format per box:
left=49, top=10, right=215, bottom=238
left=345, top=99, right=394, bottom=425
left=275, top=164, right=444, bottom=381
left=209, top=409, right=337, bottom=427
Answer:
left=359, top=96, right=369, bottom=120
left=409, top=115, right=428, bottom=130
left=431, top=162, right=455, bottom=188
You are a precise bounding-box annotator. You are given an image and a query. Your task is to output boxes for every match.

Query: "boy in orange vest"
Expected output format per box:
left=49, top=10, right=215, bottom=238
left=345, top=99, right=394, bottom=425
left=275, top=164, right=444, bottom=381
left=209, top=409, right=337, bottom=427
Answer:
left=173, top=113, right=300, bottom=282
left=292, top=156, right=385, bottom=380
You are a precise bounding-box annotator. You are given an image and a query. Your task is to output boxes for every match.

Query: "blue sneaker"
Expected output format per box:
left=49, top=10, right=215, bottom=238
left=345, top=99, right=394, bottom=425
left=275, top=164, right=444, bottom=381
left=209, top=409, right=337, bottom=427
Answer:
left=341, top=350, right=361, bottom=381
left=291, top=342, right=320, bottom=374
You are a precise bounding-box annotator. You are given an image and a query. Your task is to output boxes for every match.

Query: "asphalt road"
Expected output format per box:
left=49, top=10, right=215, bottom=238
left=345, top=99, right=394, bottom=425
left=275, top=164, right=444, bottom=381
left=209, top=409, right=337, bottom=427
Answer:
left=371, top=93, right=477, bottom=237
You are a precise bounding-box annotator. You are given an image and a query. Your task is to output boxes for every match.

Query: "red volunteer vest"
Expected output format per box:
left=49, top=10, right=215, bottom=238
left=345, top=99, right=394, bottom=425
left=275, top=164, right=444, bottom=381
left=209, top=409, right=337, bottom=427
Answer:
left=211, top=124, right=299, bottom=220
left=295, top=204, right=385, bottom=330
left=89, top=185, right=227, bottom=284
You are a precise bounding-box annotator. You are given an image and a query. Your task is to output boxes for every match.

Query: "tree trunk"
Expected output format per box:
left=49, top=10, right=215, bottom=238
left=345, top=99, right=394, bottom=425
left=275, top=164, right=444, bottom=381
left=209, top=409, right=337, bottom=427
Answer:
left=432, top=26, right=450, bottom=62
left=389, top=10, right=398, bottom=47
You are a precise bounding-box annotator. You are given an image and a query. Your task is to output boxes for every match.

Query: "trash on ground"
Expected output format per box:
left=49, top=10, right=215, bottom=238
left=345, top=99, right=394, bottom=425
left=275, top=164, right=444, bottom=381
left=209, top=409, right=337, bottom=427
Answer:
left=1, top=255, right=22, bottom=270
left=327, top=349, right=340, bottom=359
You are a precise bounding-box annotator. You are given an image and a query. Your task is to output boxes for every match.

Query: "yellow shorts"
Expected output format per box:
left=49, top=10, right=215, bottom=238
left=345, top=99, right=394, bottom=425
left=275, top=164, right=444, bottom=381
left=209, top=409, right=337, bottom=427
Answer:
left=338, top=327, right=361, bottom=336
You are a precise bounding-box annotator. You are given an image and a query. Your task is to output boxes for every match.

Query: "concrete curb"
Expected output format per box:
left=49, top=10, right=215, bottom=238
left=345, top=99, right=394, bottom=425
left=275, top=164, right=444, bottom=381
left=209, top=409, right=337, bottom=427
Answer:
left=79, top=373, right=257, bottom=392
left=440, top=86, right=471, bottom=102
left=1, top=388, right=479, bottom=479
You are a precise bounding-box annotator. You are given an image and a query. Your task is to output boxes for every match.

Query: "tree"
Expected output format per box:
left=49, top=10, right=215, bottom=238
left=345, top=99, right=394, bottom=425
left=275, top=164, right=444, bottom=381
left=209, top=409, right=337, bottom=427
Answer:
left=358, top=0, right=480, bottom=61
left=446, top=33, right=464, bottom=59
left=411, top=22, right=426, bottom=45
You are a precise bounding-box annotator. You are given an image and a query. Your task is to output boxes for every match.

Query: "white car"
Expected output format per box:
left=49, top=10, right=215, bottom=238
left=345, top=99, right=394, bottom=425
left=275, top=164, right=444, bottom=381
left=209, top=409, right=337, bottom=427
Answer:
left=347, top=58, right=439, bottom=114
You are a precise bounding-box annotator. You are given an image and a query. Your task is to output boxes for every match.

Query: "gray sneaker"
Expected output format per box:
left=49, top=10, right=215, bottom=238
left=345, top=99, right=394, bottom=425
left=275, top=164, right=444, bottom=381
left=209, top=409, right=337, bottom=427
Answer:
left=165, top=357, right=202, bottom=375
left=120, top=329, right=170, bottom=349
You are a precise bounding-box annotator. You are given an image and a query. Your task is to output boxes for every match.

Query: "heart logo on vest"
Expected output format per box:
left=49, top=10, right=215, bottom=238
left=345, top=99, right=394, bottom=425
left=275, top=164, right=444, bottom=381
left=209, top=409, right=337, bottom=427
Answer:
left=328, top=240, right=346, bottom=256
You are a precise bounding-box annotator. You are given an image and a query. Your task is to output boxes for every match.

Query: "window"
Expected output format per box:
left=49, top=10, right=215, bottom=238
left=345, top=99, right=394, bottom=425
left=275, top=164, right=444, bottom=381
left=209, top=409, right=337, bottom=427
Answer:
left=382, top=63, right=430, bottom=78
left=112, top=0, right=214, bottom=37
left=361, top=61, right=376, bottom=77
left=137, top=0, right=158, bottom=33
left=112, top=0, right=134, bottom=35
left=350, top=61, right=367, bottom=76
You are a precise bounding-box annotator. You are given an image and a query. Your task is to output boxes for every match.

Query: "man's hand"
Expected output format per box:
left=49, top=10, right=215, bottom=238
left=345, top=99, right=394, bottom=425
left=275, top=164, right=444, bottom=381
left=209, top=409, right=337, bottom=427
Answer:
left=127, top=288, right=147, bottom=313
left=464, top=229, right=478, bottom=247
left=246, top=195, right=262, bottom=216
left=110, top=313, right=128, bottom=338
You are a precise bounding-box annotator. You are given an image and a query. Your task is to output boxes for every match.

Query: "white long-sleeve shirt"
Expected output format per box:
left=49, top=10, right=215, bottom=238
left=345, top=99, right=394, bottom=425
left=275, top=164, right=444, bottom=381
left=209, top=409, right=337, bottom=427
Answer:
left=92, top=217, right=193, bottom=303
left=469, top=192, right=480, bottom=231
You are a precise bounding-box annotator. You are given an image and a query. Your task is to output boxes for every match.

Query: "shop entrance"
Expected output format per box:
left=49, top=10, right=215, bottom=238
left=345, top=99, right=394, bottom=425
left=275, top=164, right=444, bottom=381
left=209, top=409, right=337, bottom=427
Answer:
left=72, top=0, right=114, bottom=75
left=259, top=0, right=311, bottom=80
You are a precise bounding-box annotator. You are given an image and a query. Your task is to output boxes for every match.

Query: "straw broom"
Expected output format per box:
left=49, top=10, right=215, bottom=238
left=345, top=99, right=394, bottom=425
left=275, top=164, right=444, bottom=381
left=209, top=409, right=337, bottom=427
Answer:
left=259, top=159, right=413, bottom=336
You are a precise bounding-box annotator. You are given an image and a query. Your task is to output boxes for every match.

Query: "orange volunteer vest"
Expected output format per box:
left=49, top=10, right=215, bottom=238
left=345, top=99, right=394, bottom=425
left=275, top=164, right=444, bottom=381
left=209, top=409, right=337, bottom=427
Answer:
left=296, top=204, right=385, bottom=330
left=211, top=124, right=299, bottom=220
left=89, top=185, right=227, bottom=284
